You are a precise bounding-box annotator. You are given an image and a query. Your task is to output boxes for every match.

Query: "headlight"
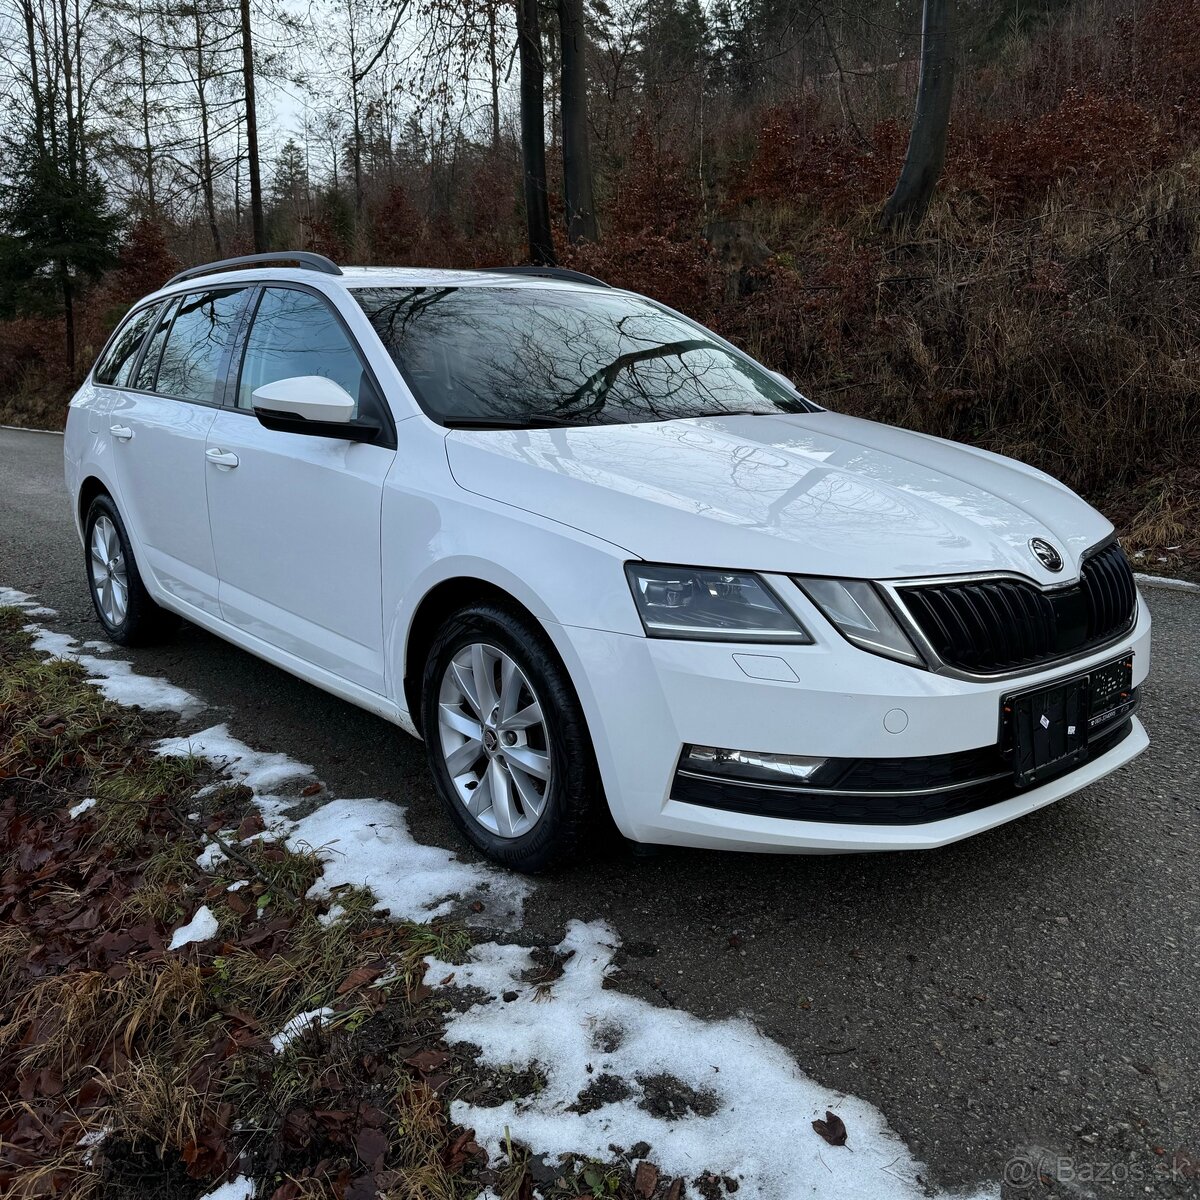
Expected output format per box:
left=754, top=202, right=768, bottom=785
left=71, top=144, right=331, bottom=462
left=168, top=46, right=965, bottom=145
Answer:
left=626, top=564, right=813, bottom=643
left=796, top=577, right=924, bottom=665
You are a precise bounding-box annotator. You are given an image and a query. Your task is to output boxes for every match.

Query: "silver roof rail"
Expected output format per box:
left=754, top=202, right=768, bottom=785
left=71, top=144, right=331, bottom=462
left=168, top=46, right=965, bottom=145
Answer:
left=166, top=251, right=342, bottom=287
left=481, top=265, right=611, bottom=288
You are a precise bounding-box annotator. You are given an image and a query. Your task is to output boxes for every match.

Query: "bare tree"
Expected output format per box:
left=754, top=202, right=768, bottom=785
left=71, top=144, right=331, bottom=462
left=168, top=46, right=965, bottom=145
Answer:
left=557, top=0, right=596, bottom=243
left=485, top=0, right=501, bottom=153
left=517, top=0, right=554, bottom=264
left=239, top=0, right=264, bottom=249
left=880, top=0, right=955, bottom=230
left=189, top=0, right=223, bottom=252
left=133, top=0, right=157, bottom=215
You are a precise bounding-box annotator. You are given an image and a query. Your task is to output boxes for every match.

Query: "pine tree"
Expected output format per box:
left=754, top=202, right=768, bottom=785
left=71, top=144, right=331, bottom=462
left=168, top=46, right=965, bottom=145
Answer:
left=0, top=130, right=119, bottom=373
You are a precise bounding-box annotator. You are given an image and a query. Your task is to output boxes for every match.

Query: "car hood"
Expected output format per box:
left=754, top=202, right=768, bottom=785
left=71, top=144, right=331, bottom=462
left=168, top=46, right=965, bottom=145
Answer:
left=445, top=410, right=1112, bottom=581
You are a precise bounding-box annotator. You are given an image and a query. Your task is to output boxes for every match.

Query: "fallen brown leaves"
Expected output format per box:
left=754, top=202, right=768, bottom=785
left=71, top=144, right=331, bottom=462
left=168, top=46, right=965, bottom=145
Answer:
left=811, top=1110, right=848, bottom=1147
left=0, top=613, right=482, bottom=1199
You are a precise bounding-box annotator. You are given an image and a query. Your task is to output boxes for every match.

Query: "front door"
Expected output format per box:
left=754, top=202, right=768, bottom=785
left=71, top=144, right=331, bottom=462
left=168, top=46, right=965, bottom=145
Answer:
left=204, top=285, right=394, bottom=694
left=107, top=288, right=252, bottom=617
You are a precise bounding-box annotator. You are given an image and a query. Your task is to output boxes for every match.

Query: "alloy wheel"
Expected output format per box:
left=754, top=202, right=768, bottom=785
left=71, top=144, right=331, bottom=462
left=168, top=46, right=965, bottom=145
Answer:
left=436, top=642, right=553, bottom=839
left=89, top=515, right=129, bottom=627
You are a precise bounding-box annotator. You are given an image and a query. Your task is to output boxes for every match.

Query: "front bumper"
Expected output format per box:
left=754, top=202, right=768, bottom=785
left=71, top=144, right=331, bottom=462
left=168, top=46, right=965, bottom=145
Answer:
left=551, top=589, right=1151, bottom=853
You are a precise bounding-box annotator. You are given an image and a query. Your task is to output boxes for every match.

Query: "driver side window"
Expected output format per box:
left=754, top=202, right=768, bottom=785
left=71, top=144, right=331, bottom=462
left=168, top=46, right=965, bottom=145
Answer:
left=237, top=287, right=376, bottom=419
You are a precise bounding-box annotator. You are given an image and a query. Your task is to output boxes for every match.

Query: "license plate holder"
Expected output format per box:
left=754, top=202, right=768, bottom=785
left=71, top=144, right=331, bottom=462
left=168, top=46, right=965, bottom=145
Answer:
left=1002, top=654, right=1134, bottom=787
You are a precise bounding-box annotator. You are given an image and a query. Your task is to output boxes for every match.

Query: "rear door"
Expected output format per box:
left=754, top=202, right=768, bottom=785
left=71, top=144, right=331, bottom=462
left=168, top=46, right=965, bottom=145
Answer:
left=106, top=287, right=253, bottom=617
left=204, top=284, right=395, bottom=693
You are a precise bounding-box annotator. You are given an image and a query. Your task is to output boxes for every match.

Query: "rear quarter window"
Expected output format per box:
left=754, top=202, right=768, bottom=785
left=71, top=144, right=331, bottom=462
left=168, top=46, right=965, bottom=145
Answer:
left=134, top=299, right=179, bottom=391
left=94, top=304, right=160, bottom=386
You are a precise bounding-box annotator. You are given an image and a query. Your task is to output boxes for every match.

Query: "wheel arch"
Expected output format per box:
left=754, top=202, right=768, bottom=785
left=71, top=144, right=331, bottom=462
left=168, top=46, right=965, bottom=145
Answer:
left=77, top=474, right=113, bottom=531
left=402, top=575, right=549, bottom=732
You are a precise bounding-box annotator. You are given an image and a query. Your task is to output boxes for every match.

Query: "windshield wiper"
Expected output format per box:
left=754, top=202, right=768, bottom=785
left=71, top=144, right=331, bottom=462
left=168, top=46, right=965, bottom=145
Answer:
left=440, top=414, right=581, bottom=430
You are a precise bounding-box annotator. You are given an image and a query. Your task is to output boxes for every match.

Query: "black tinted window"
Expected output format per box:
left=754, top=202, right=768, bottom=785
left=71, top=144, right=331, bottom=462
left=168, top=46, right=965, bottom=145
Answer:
left=354, top=286, right=809, bottom=428
left=95, top=304, right=159, bottom=386
left=155, top=288, right=250, bottom=403
left=237, top=287, right=371, bottom=417
left=133, top=298, right=178, bottom=391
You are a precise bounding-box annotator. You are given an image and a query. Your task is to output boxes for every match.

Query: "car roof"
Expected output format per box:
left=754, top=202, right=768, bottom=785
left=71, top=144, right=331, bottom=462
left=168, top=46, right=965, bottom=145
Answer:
left=144, top=265, right=609, bottom=305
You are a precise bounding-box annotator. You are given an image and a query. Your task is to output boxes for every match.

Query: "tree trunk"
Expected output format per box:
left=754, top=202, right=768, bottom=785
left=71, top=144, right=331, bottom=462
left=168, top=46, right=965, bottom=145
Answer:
left=487, top=0, right=501, bottom=154
left=880, top=0, right=955, bottom=230
left=557, top=0, right=597, bottom=243
left=74, top=0, right=88, bottom=177
left=20, top=0, right=46, bottom=154
left=137, top=1, right=155, bottom=216
left=37, top=0, right=60, bottom=161
left=240, top=0, right=265, bottom=250
left=347, top=6, right=364, bottom=219
left=58, top=0, right=77, bottom=179
left=193, top=4, right=222, bottom=254
left=351, top=76, right=363, bottom=216
left=517, top=0, right=555, bottom=265
left=62, top=268, right=75, bottom=374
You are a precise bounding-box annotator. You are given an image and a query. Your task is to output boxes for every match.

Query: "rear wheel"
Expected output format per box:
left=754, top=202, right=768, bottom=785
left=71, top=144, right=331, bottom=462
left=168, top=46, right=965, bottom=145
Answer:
left=84, top=495, right=180, bottom=646
left=421, top=602, right=604, bottom=872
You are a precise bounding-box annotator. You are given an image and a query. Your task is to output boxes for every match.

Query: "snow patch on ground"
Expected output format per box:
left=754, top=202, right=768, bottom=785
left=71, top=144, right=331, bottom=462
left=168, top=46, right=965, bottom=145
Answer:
left=432, top=921, right=999, bottom=1200
left=197, top=842, right=228, bottom=870
left=1, top=585, right=54, bottom=612
left=24, top=624, right=204, bottom=716
left=290, top=796, right=517, bottom=921
left=8, top=588, right=998, bottom=1198
left=270, top=1006, right=334, bottom=1052
left=168, top=904, right=219, bottom=949
left=77, top=1125, right=111, bottom=1166
left=156, top=724, right=530, bottom=925
left=197, top=1176, right=256, bottom=1200
left=0, top=586, right=58, bottom=617
left=157, top=724, right=314, bottom=827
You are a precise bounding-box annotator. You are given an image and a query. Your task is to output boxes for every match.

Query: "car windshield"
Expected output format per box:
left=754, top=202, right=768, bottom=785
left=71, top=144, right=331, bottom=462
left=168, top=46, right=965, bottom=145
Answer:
left=353, top=285, right=811, bottom=428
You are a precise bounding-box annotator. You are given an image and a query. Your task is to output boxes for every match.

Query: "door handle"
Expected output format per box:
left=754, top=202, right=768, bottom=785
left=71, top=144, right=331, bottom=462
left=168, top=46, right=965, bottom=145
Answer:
left=205, top=448, right=240, bottom=468
left=110, top=425, right=133, bottom=441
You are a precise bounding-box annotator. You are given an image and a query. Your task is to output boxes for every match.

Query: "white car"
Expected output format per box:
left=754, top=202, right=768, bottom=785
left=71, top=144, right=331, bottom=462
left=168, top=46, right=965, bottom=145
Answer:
left=64, top=252, right=1150, bottom=871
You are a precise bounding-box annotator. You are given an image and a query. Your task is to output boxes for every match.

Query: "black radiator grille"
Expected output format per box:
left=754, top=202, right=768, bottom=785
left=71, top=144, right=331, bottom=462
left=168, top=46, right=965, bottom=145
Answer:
left=901, top=542, right=1137, bottom=674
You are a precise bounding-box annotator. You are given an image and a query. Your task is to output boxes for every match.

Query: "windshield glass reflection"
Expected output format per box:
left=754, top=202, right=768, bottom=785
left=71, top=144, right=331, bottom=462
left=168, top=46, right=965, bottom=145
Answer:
left=355, top=285, right=809, bottom=428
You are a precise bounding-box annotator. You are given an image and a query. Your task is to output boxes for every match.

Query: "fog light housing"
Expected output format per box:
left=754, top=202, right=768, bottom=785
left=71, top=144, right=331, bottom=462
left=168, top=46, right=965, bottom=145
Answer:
left=681, top=744, right=830, bottom=785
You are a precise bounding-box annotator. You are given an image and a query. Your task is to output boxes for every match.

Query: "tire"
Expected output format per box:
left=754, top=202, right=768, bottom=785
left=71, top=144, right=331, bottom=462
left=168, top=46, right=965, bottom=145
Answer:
left=421, top=601, right=606, bottom=872
left=83, top=494, right=180, bottom=646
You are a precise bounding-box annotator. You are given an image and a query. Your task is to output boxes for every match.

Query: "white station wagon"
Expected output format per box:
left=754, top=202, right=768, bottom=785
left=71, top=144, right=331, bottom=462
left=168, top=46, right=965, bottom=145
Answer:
left=65, top=252, right=1150, bottom=871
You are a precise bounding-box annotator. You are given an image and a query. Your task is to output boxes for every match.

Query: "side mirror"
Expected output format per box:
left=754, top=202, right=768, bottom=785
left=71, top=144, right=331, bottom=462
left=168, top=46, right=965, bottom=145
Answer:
left=252, top=376, right=355, bottom=423
left=251, top=376, right=380, bottom=443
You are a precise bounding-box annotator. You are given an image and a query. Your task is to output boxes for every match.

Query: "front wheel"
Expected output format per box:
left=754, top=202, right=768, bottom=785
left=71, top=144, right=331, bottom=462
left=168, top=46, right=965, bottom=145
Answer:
left=84, top=495, right=180, bottom=646
left=421, top=602, right=605, bottom=872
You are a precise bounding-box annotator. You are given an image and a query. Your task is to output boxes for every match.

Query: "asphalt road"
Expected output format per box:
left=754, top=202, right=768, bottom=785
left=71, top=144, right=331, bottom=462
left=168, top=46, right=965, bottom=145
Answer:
left=2, top=426, right=1197, bottom=1198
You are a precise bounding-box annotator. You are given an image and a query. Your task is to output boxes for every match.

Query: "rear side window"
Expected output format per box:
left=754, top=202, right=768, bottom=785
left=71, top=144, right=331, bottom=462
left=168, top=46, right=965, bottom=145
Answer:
left=133, top=298, right=179, bottom=391
left=94, top=304, right=159, bottom=386
left=236, top=287, right=374, bottom=418
left=154, top=288, right=251, bottom=403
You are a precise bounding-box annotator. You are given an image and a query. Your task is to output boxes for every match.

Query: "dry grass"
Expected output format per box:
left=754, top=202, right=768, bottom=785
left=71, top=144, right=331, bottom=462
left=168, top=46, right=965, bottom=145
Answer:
left=0, top=374, right=70, bottom=430
left=0, top=609, right=481, bottom=1199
